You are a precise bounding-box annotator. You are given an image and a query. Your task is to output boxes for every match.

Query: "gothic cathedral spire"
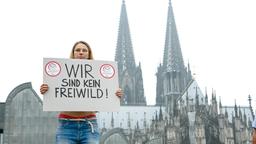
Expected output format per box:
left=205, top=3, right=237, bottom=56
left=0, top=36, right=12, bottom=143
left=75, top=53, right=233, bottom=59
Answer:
left=115, top=0, right=146, bottom=106
left=155, top=0, right=192, bottom=116
left=115, top=0, right=136, bottom=72
left=162, top=0, right=185, bottom=72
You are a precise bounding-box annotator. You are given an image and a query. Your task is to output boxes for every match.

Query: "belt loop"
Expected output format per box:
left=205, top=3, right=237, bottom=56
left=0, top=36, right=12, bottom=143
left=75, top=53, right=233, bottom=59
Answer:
left=87, top=120, right=95, bottom=133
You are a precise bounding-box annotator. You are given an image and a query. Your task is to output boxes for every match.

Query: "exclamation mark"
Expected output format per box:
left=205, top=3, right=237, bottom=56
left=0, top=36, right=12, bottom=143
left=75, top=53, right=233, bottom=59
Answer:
left=106, top=89, right=108, bottom=98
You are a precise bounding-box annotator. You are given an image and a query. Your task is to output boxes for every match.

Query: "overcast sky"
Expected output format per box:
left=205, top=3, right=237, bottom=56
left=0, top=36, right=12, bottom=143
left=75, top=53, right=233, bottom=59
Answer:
left=0, top=0, right=256, bottom=108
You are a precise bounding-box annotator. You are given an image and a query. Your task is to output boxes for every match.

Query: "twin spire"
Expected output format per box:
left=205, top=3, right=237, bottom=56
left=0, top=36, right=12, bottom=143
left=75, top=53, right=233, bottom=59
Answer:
left=115, top=0, right=184, bottom=106
left=116, top=0, right=184, bottom=75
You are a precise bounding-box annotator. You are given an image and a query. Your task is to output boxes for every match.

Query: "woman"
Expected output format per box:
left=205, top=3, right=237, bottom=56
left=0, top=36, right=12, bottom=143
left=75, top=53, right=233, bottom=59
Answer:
left=40, top=41, right=123, bottom=144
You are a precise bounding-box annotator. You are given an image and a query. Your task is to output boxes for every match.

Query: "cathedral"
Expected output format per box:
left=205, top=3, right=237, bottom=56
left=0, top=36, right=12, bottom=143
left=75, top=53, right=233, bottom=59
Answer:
left=0, top=0, right=254, bottom=144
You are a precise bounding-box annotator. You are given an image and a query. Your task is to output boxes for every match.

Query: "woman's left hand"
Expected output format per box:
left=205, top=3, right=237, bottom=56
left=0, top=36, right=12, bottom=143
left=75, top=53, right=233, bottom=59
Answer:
left=115, top=88, right=123, bottom=98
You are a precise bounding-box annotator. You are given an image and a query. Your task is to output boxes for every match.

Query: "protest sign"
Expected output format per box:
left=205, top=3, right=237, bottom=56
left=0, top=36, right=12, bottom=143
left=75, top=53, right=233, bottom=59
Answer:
left=43, top=58, right=120, bottom=111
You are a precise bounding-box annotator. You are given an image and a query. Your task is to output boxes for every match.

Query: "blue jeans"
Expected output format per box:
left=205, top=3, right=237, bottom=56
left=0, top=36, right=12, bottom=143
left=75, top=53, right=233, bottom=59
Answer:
left=56, top=119, right=100, bottom=144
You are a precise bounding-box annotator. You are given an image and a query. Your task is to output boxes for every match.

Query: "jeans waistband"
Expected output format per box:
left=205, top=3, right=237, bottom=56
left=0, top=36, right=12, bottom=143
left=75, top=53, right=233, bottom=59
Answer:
left=58, top=118, right=97, bottom=133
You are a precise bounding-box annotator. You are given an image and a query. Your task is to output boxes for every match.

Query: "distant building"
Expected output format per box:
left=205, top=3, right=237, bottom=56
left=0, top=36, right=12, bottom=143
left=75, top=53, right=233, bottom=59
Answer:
left=100, top=0, right=254, bottom=144
left=0, top=0, right=254, bottom=144
left=0, top=83, right=58, bottom=144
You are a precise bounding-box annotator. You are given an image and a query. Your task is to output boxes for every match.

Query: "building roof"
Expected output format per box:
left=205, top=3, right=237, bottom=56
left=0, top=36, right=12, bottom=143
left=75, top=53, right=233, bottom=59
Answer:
left=221, top=106, right=253, bottom=123
left=98, top=105, right=166, bottom=129
left=177, top=80, right=206, bottom=106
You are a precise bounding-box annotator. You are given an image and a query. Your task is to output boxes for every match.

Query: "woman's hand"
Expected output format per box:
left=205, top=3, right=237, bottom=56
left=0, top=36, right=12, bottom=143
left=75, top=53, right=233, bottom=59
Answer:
left=40, top=84, right=49, bottom=94
left=115, top=88, right=123, bottom=98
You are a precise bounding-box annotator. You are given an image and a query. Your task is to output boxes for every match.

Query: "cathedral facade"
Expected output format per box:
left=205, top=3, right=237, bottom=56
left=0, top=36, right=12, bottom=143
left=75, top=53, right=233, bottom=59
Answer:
left=0, top=0, right=254, bottom=144
left=101, top=0, right=254, bottom=143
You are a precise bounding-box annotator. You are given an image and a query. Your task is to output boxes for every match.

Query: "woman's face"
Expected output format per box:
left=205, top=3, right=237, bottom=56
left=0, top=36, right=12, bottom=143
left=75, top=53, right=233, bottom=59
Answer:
left=73, top=43, right=89, bottom=59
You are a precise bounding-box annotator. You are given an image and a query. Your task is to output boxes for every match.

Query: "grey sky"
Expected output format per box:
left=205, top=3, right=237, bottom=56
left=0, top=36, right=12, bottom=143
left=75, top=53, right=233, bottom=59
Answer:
left=0, top=0, right=256, bottom=108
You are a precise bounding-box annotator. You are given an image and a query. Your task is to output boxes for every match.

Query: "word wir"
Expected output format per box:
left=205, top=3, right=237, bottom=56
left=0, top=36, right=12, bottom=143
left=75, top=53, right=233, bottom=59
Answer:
left=65, top=63, right=94, bottom=78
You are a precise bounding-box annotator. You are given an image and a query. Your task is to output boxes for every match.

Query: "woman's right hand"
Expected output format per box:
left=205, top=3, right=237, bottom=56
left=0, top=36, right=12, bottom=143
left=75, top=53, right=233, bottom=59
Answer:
left=40, top=84, right=49, bottom=94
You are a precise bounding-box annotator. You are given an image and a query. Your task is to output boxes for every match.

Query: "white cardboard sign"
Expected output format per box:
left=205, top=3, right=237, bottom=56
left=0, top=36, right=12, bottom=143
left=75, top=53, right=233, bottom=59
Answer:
left=43, top=58, right=120, bottom=111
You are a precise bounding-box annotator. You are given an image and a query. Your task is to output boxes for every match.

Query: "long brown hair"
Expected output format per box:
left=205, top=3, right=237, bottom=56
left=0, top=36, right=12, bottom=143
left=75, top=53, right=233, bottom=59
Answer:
left=70, top=41, right=94, bottom=59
